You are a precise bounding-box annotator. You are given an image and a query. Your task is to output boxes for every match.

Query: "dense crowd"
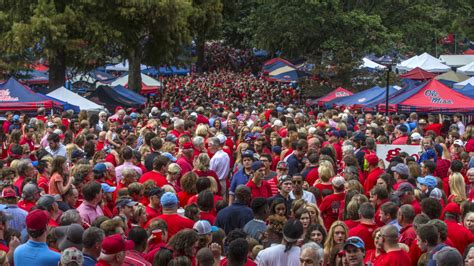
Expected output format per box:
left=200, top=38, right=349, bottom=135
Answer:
left=1, top=45, right=474, bottom=266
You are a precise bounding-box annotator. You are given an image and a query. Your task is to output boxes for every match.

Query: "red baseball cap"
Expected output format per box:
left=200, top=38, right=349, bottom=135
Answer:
left=26, top=210, right=50, bottom=231
left=182, top=142, right=193, bottom=150
left=101, top=234, right=134, bottom=255
left=1, top=187, right=17, bottom=198
left=365, top=154, right=379, bottom=165
left=444, top=202, right=461, bottom=216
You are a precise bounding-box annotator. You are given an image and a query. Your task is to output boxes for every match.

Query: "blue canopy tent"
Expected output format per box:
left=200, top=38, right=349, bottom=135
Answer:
left=0, top=78, right=60, bottom=111
left=262, top=58, right=296, bottom=74
left=267, top=66, right=309, bottom=83
left=89, top=85, right=146, bottom=112
left=324, top=86, right=399, bottom=109
left=454, top=84, right=474, bottom=99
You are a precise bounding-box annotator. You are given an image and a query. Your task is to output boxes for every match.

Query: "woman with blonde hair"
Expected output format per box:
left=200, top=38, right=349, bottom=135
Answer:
left=305, top=203, right=324, bottom=226
left=324, top=221, right=348, bottom=265
left=192, top=153, right=221, bottom=194
left=167, top=163, right=182, bottom=192
left=195, top=124, right=209, bottom=139
left=448, top=172, right=467, bottom=204
left=232, top=142, right=249, bottom=173
left=314, top=161, right=335, bottom=193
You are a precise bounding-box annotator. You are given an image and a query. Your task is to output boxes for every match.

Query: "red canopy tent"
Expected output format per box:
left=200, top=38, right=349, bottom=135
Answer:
left=309, top=87, right=353, bottom=106
left=397, top=79, right=474, bottom=113
left=399, top=67, right=436, bottom=80
left=464, top=49, right=474, bottom=55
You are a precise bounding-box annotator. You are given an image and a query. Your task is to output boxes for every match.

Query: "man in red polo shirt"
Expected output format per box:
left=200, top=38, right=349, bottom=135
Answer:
left=374, top=224, right=411, bottom=266
left=145, top=192, right=194, bottom=239
left=139, top=155, right=169, bottom=188
left=397, top=204, right=417, bottom=247
left=349, top=202, right=378, bottom=250
left=246, top=161, right=272, bottom=199
left=394, top=183, right=421, bottom=214
left=370, top=186, right=389, bottom=227
left=443, top=202, right=474, bottom=254
left=146, top=188, right=163, bottom=221
left=364, top=154, right=384, bottom=194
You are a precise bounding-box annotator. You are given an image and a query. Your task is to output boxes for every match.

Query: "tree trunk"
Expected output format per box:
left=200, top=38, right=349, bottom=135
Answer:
left=128, top=47, right=142, bottom=93
left=196, top=35, right=205, bottom=73
left=48, top=48, right=66, bottom=93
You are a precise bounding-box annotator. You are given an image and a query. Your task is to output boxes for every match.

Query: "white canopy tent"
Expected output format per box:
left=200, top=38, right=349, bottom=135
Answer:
left=47, top=87, right=105, bottom=111
left=359, top=57, right=387, bottom=70
left=108, top=73, right=161, bottom=87
left=439, top=55, right=474, bottom=67
left=458, top=62, right=474, bottom=76
left=453, top=77, right=474, bottom=89
left=397, top=53, right=451, bottom=73
left=105, top=60, right=149, bottom=72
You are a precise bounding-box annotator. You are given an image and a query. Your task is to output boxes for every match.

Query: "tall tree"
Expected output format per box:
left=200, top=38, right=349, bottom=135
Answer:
left=189, top=0, right=223, bottom=71
left=97, top=0, right=192, bottom=91
left=1, top=0, right=111, bottom=90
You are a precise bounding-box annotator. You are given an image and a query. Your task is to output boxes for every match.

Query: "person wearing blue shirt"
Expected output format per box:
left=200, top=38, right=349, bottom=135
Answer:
left=82, top=227, right=105, bottom=266
left=229, top=150, right=254, bottom=204
left=215, top=185, right=253, bottom=235
left=14, top=209, right=60, bottom=266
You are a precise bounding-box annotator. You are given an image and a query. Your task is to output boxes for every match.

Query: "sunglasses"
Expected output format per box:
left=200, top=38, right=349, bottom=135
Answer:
left=292, top=180, right=303, bottom=184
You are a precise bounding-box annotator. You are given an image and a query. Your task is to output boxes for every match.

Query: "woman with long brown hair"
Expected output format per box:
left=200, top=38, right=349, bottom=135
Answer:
left=48, top=156, right=72, bottom=196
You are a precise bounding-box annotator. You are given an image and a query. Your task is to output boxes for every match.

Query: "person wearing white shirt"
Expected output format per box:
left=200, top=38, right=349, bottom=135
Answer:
left=256, top=219, right=303, bottom=266
left=454, top=113, right=465, bottom=135
left=45, top=133, right=67, bottom=158
left=289, top=174, right=316, bottom=204
left=209, top=137, right=230, bottom=196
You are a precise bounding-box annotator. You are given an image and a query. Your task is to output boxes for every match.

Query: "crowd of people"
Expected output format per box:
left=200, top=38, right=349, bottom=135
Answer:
left=1, top=45, right=474, bottom=266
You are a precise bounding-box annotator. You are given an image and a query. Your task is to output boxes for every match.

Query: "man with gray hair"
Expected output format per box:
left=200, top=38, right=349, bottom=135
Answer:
left=192, top=136, right=205, bottom=155
left=60, top=209, right=82, bottom=226
left=209, top=136, right=230, bottom=196
left=300, top=242, right=323, bottom=266
left=170, top=118, right=184, bottom=138
left=13, top=159, right=36, bottom=194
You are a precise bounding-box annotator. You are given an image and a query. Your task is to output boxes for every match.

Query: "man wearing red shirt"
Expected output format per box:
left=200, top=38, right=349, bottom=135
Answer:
left=364, top=154, right=384, bottom=194
left=392, top=163, right=410, bottom=190
left=370, top=186, right=389, bottom=227
left=394, top=183, right=421, bottom=214
left=374, top=224, right=411, bottom=266
left=349, top=203, right=378, bottom=250
left=139, top=155, right=169, bottom=188
left=443, top=202, right=474, bottom=254
left=319, top=176, right=346, bottom=230
left=424, top=116, right=442, bottom=136
left=392, top=125, right=409, bottom=144
left=96, top=234, right=134, bottom=266
left=145, top=192, right=194, bottom=239
left=397, top=204, right=417, bottom=247
left=17, top=183, right=40, bottom=212
left=246, top=161, right=272, bottom=199
left=146, top=188, right=163, bottom=221
left=176, top=142, right=194, bottom=176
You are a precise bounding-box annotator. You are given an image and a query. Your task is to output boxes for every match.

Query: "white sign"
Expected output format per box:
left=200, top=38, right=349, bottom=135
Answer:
left=376, top=144, right=422, bottom=167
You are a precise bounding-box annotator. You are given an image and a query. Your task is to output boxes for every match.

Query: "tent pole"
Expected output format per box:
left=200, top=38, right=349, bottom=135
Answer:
left=385, top=66, right=390, bottom=117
